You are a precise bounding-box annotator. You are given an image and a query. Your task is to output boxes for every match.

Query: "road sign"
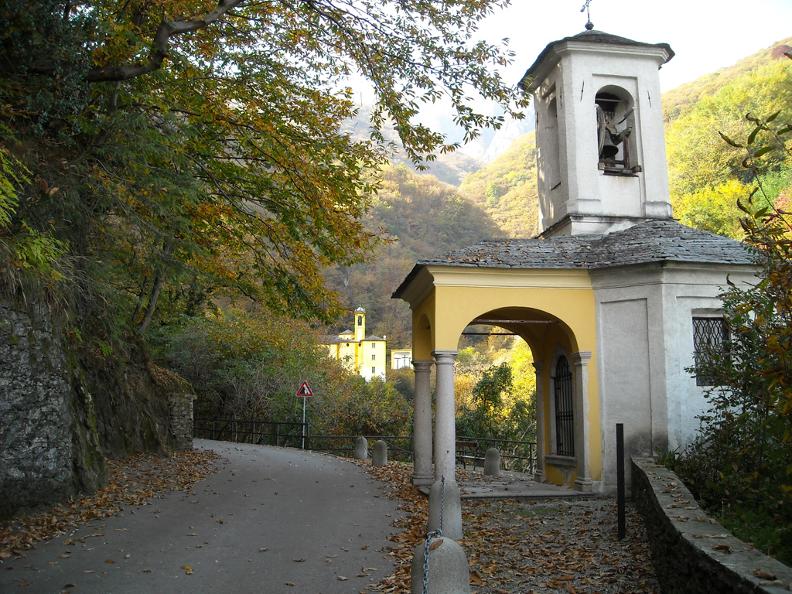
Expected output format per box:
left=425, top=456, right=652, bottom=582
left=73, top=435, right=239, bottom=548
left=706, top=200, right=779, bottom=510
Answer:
left=296, top=381, right=313, bottom=398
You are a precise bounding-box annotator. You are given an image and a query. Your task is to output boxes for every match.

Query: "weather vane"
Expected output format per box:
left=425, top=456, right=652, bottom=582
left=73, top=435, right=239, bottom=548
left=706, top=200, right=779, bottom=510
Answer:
left=580, top=0, right=594, bottom=30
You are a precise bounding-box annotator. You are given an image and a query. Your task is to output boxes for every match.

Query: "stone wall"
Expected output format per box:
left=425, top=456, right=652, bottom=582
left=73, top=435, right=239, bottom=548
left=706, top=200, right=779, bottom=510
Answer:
left=0, top=303, right=104, bottom=518
left=0, top=297, right=195, bottom=519
left=168, top=393, right=195, bottom=451
left=631, top=457, right=792, bottom=594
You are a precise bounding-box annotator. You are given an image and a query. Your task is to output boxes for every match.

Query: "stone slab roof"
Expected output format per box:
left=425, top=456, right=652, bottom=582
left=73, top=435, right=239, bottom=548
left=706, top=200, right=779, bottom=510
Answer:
left=393, top=220, right=756, bottom=297
left=520, top=29, right=674, bottom=89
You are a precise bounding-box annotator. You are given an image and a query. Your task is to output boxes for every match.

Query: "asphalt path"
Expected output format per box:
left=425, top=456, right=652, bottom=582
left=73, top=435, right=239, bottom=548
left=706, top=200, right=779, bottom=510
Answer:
left=0, top=440, right=402, bottom=594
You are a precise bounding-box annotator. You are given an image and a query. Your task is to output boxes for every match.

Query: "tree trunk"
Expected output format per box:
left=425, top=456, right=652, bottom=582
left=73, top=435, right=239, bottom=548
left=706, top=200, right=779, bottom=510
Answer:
left=138, top=239, right=173, bottom=334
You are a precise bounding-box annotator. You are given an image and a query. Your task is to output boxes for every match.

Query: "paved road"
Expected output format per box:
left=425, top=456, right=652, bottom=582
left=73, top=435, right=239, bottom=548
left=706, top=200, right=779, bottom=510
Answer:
left=1, top=440, right=401, bottom=594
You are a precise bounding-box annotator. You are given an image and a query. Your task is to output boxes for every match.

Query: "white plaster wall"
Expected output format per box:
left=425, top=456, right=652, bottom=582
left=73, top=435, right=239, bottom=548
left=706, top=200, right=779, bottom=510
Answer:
left=658, top=265, right=757, bottom=450
left=593, top=265, right=667, bottom=491
left=592, top=262, right=757, bottom=490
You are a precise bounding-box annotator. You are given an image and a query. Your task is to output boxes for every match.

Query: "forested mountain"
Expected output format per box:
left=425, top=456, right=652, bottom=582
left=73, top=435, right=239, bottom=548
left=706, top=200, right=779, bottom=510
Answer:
left=324, top=165, right=502, bottom=347
left=665, top=38, right=792, bottom=237
left=457, top=133, right=539, bottom=238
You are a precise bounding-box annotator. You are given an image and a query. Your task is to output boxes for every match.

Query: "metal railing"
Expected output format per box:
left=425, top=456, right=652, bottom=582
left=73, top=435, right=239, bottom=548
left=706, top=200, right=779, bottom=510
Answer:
left=193, top=418, right=306, bottom=448
left=456, top=436, right=536, bottom=475
left=194, top=418, right=536, bottom=474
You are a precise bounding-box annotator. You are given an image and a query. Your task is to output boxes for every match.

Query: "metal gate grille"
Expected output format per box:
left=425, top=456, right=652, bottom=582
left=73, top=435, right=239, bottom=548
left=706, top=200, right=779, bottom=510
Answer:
left=554, top=356, right=575, bottom=457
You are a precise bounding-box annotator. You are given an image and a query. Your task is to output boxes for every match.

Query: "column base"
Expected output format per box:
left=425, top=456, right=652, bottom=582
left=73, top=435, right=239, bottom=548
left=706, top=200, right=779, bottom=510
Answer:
left=411, top=472, right=434, bottom=487
left=574, top=477, right=595, bottom=492
left=533, top=470, right=545, bottom=483
left=428, top=479, right=463, bottom=540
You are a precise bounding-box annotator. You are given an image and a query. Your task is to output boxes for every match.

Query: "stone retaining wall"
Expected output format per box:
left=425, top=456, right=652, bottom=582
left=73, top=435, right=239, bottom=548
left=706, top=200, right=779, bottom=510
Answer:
left=631, top=457, right=792, bottom=594
left=168, top=393, right=195, bottom=450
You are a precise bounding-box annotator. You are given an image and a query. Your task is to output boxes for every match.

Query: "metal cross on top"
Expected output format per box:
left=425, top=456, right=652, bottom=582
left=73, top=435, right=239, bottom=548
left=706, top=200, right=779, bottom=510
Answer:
left=581, top=0, right=594, bottom=30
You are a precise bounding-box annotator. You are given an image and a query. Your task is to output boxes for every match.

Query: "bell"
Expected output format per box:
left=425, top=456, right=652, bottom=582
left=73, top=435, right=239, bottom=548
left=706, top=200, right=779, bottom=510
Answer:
left=600, top=141, right=619, bottom=160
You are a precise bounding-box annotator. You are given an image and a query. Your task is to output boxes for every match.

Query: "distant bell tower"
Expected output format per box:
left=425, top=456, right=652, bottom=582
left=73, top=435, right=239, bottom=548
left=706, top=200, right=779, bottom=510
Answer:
left=353, top=306, right=366, bottom=342
left=520, top=29, right=675, bottom=237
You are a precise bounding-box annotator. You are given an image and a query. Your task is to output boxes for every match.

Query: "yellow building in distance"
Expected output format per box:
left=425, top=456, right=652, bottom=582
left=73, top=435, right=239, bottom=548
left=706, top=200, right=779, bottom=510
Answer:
left=321, top=307, right=387, bottom=381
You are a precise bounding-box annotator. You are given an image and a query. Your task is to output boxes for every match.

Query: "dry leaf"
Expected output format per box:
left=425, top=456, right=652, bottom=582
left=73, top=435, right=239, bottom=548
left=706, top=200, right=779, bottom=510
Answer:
left=182, top=564, right=193, bottom=575
left=753, top=568, right=777, bottom=580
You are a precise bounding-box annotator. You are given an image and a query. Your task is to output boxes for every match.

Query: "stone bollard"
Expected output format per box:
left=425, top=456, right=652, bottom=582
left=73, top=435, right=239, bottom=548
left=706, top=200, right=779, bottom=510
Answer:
left=372, top=440, right=388, bottom=466
left=483, top=447, right=501, bottom=477
left=410, top=535, right=471, bottom=594
left=353, top=436, right=368, bottom=460
left=428, top=479, right=463, bottom=540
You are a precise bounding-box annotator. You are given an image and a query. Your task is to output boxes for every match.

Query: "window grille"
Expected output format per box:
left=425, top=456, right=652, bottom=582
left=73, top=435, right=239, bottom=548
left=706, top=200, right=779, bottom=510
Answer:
left=554, top=356, right=575, bottom=457
left=693, top=317, right=728, bottom=386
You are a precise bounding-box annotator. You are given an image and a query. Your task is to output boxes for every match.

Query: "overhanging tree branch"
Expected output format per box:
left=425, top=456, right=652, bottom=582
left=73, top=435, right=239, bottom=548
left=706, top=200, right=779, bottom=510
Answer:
left=86, top=0, right=247, bottom=82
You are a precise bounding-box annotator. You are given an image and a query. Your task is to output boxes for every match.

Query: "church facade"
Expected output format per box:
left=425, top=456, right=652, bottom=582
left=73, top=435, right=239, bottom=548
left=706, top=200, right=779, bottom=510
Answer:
left=393, top=28, right=756, bottom=537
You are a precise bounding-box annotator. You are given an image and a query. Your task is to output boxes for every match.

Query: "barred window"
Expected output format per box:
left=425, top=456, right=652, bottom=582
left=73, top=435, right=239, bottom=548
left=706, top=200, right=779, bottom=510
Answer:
left=554, top=356, right=575, bottom=457
left=693, top=317, right=729, bottom=386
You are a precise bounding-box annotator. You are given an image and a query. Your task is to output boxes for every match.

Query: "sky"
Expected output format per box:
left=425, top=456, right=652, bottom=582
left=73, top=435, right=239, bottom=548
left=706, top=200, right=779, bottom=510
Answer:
left=480, top=0, right=792, bottom=91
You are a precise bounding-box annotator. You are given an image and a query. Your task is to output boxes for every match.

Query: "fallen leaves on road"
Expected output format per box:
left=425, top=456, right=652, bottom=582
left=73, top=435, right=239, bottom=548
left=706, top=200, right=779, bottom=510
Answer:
left=363, top=462, right=660, bottom=593
left=0, top=449, right=219, bottom=559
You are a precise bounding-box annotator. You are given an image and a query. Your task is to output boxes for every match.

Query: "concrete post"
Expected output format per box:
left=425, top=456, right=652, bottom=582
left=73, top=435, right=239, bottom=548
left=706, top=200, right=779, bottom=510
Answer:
left=428, top=350, right=462, bottom=540
left=353, top=436, right=368, bottom=460
left=483, top=448, right=501, bottom=477
left=572, top=351, right=593, bottom=492
left=412, top=360, right=434, bottom=486
left=410, top=536, right=471, bottom=594
left=533, top=360, right=545, bottom=482
left=372, top=440, right=388, bottom=466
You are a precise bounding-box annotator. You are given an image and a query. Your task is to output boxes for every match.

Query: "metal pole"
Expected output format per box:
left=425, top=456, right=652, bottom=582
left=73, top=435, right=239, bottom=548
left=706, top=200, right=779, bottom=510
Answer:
left=616, top=423, right=626, bottom=540
left=301, top=396, right=307, bottom=450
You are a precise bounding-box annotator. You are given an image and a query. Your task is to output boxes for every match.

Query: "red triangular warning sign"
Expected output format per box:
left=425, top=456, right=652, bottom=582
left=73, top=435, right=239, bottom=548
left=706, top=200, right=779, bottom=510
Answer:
left=295, top=381, right=313, bottom=397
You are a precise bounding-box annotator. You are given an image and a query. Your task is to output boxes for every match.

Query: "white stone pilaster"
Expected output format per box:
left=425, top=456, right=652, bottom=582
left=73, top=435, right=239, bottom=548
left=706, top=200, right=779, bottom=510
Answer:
left=411, top=360, right=434, bottom=486
left=572, top=351, right=593, bottom=492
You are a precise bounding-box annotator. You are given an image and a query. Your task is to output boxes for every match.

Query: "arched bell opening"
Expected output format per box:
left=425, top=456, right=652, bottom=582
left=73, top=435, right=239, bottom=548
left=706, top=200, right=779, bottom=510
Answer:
left=595, top=85, right=639, bottom=174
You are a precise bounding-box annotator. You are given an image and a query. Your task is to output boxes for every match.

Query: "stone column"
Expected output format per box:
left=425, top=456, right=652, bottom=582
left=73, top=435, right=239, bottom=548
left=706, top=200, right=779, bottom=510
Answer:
left=411, top=360, right=434, bottom=486
left=572, top=351, right=593, bottom=492
left=533, top=361, right=545, bottom=482
left=428, top=350, right=462, bottom=540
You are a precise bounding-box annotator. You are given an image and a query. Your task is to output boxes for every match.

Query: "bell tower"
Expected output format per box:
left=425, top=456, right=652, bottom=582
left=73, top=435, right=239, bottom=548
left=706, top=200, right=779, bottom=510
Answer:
left=521, top=30, right=675, bottom=237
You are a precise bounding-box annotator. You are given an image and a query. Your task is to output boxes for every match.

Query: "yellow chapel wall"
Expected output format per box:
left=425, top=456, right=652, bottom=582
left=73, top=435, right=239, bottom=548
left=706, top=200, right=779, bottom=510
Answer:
left=411, top=273, right=602, bottom=485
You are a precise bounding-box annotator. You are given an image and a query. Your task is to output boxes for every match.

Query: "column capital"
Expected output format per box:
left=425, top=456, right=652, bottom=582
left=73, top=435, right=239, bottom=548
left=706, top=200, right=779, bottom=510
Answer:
left=412, top=359, right=433, bottom=371
left=571, top=351, right=592, bottom=366
left=532, top=360, right=543, bottom=373
left=431, top=350, right=457, bottom=365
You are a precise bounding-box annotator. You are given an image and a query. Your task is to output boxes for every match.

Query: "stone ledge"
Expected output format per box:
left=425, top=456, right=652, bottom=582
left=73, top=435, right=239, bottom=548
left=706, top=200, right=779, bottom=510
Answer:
left=632, top=456, right=792, bottom=594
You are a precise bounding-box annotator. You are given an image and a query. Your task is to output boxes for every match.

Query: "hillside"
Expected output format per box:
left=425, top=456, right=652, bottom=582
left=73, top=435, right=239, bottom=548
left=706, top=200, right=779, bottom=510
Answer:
left=665, top=38, right=792, bottom=236
left=324, top=165, right=503, bottom=347
left=457, top=133, right=539, bottom=238
left=662, top=38, right=792, bottom=122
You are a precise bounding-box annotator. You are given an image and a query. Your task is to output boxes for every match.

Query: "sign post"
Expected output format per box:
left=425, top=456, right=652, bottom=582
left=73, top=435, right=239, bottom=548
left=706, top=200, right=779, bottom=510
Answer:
left=295, top=381, right=313, bottom=449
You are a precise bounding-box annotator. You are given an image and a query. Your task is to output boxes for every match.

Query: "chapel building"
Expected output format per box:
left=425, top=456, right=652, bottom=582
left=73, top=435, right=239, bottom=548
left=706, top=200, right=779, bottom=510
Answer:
left=321, top=307, right=387, bottom=381
left=393, top=27, right=757, bottom=531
